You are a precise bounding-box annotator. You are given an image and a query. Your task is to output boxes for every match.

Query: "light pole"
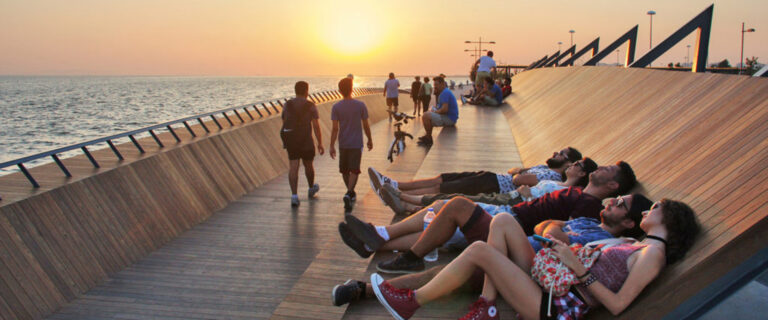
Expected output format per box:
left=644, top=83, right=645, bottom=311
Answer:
left=558, top=41, right=563, bottom=52
left=740, top=22, right=756, bottom=74
left=686, top=45, right=691, bottom=66
left=647, top=10, right=656, bottom=67
left=465, top=37, right=496, bottom=60
left=616, top=49, right=620, bottom=66
left=569, top=30, right=575, bottom=47
left=465, top=48, right=487, bottom=65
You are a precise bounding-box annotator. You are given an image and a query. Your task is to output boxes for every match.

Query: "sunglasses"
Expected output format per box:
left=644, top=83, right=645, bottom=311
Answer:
left=573, top=161, right=585, bottom=170
left=614, top=196, right=629, bottom=211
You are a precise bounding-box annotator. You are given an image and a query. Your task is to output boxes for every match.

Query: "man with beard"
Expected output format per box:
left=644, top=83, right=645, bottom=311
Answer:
left=343, top=161, right=636, bottom=274
left=368, top=147, right=581, bottom=198
left=332, top=193, right=651, bottom=306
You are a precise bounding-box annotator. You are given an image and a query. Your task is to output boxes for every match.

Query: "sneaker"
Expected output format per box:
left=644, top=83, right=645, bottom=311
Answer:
left=345, top=215, right=385, bottom=251
left=377, top=252, right=425, bottom=274
left=332, top=279, right=365, bottom=306
left=459, top=297, right=499, bottom=320
left=339, top=222, right=372, bottom=258
left=371, top=273, right=420, bottom=320
left=368, top=167, right=384, bottom=195
left=308, top=183, right=320, bottom=198
left=460, top=95, right=468, bottom=105
left=381, top=184, right=407, bottom=215
left=348, top=191, right=357, bottom=202
left=291, top=195, right=300, bottom=207
left=344, top=194, right=353, bottom=212
left=417, top=137, right=433, bottom=146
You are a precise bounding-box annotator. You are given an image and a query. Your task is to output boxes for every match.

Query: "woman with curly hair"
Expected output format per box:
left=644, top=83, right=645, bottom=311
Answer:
left=371, top=199, right=700, bottom=319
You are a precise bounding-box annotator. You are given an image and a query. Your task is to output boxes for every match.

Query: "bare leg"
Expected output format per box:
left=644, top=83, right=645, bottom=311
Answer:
left=342, top=172, right=350, bottom=189
left=302, top=158, right=315, bottom=186
left=410, top=197, right=476, bottom=257
left=413, top=241, right=542, bottom=319
left=380, top=232, right=421, bottom=251
left=347, top=172, right=359, bottom=193
left=401, top=185, right=441, bottom=195
left=422, top=112, right=434, bottom=137
left=366, top=265, right=445, bottom=297
left=403, top=203, right=423, bottom=213
left=397, top=175, right=443, bottom=191
left=480, top=213, right=535, bottom=301
left=288, top=160, right=300, bottom=195
left=384, top=201, right=446, bottom=239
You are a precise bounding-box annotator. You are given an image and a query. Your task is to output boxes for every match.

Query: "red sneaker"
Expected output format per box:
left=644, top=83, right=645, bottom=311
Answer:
left=459, top=297, right=499, bottom=320
left=371, top=273, right=420, bottom=320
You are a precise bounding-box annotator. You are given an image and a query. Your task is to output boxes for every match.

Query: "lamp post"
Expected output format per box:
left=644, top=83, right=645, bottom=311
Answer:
left=558, top=41, right=563, bottom=52
left=569, top=30, right=575, bottom=47
left=740, top=22, right=756, bottom=74
left=616, top=49, right=620, bottom=66
left=686, top=45, right=691, bottom=66
left=465, top=37, right=496, bottom=60
left=465, top=48, right=487, bottom=65
left=647, top=10, right=656, bottom=67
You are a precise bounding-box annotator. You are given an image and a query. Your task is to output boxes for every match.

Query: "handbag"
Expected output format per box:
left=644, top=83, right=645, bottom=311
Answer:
left=530, top=243, right=602, bottom=297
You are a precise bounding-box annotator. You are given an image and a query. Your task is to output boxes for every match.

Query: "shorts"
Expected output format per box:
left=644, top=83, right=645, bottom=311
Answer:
left=338, top=148, right=362, bottom=174
left=459, top=205, right=493, bottom=244
left=439, top=171, right=500, bottom=195
left=429, top=112, right=456, bottom=127
left=287, top=147, right=315, bottom=161
left=482, top=95, right=501, bottom=106
left=475, top=71, right=491, bottom=85
left=386, top=97, right=399, bottom=107
left=420, top=192, right=515, bottom=206
left=540, top=289, right=589, bottom=320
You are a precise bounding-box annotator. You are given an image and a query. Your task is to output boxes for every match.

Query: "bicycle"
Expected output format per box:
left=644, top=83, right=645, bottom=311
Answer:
left=386, top=110, right=415, bottom=162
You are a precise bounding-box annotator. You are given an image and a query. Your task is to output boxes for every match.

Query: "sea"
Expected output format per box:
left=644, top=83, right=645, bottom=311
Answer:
left=0, top=75, right=470, bottom=174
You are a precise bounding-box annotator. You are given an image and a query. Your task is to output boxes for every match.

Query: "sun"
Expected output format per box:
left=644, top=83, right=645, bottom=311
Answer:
left=316, top=3, right=387, bottom=56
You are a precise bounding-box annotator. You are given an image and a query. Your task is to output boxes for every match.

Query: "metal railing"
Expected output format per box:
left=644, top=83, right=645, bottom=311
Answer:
left=0, top=87, right=381, bottom=200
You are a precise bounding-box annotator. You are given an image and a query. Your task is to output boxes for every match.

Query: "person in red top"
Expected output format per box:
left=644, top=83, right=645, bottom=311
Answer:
left=343, top=161, right=637, bottom=274
left=501, top=76, right=512, bottom=98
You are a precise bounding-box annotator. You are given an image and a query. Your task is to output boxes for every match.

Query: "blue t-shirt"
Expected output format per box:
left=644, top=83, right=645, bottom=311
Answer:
left=528, top=217, right=612, bottom=252
left=331, top=99, right=369, bottom=149
left=490, top=84, right=503, bottom=104
left=385, top=79, right=400, bottom=98
left=437, top=89, right=459, bottom=122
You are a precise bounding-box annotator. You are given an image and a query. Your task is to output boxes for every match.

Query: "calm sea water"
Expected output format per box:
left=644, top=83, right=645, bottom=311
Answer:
left=0, top=75, right=469, bottom=173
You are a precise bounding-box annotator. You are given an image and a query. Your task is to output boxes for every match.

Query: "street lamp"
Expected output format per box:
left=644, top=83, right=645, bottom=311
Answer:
left=558, top=41, right=563, bottom=51
left=569, top=30, right=575, bottom=47
left=740, top=22, right=756, bottom=74
left=465, top=37, right=496, bottom=60
left=647, top=10, right=656, bottom=67
left=686, top=45, right=691, bottom=66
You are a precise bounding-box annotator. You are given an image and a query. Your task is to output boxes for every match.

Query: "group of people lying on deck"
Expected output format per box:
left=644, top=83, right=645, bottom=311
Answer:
left=331, top=147, right=701, bottom=319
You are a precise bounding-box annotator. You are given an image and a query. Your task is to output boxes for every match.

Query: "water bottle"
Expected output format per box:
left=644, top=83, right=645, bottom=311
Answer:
left=423, top=208, right=439, bottom=262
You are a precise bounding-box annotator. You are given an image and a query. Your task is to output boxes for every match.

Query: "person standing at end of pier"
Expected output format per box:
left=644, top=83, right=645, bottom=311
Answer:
left=411, top=76, right=422, bottom=116
left=384, top=72, right=400, bottom=120
left=283, top=81, right=324, bottom=207
left=331, top=77, right=373, bottom=212
left=418, top=77, right=458, bottom=146
left=418, top=76, right=432, bottom=114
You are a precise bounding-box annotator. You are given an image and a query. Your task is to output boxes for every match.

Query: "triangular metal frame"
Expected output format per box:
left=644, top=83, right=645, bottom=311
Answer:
left=584, top=25, right=638, bottom=66
left=546, top=45, right=576, bottom=67
left=539, top=50, right=561, bottom=68
left=526, top=55, right=549, bottom=70
left=560, top=38, right=599, bottom=66
left=630, top=5, right=713, bottom=72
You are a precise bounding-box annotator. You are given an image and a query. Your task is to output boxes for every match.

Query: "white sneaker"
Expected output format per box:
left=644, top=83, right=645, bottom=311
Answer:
left=308, top=183, right=320, bottom=198
left=291, top=194, right=300, bottom=207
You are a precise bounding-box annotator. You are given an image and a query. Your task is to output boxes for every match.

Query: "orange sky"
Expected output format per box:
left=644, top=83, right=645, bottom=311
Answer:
left=0, top=0, right=765, bottom=76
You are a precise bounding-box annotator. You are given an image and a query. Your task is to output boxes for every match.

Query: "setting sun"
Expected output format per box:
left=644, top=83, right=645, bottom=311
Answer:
left=314, top=2, right=388, bottom=57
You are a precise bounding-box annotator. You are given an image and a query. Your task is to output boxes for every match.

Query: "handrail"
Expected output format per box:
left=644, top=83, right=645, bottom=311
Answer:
left=0, top=87, right=383, bottom=199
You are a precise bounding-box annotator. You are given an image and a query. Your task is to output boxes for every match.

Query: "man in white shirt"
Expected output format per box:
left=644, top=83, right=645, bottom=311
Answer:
left=384, top=73, right=400, bottom=120
left=473, top=51, right=496, bottom=91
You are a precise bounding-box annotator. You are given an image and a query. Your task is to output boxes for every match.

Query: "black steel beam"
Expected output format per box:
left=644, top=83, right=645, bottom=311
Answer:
left=585, top=25, right=638, bottom=66
left=559, top=38, right=600, bottom=67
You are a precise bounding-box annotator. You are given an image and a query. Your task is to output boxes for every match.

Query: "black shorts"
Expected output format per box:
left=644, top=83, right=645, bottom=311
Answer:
left=339, top=148, right=362, bottom=174
left=439, top=171, right=500, bottom=195
left=421, top=95, right=431, bottom=112
left=287, top=147, right=315, bottom=161
left=386, top=97, right=399, bottom=108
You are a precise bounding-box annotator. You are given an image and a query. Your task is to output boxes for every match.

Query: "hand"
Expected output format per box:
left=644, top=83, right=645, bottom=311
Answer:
left=517, top=185, right=532, bottom=199
left=550, top=238, right=585, bottom=275
left=367, top=140, right=373, bottom=151
left=330, top=147, right=336, bottom=159
left=507, top=167, right=521, bottom=175
left=317, top=145, right=325, bottom=155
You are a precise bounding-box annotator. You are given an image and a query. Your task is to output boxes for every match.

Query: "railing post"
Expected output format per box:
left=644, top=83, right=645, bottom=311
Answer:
left=149, top=130, right=164, bottom=148
left=233, top=109, right=245, bottom=123
left=129, top=135, right=146, bottom=153
left=183, top=121, right=197, bottom=137
left=107, top=139, right=125, bottom=160
left=166, top=125, right=181, bottom=142
left=197, top=118, right=210, bottom=132
left=222, top=112, right=234, bottom=126
left=51, top=154, right=72, bottom=177
left=81, top=146, right=100, bottom=168
left=209, top=115, right=223, bottom=130
left=17, top=163, right=39, bottom=188
left=262, top=103, right=272, bottom=115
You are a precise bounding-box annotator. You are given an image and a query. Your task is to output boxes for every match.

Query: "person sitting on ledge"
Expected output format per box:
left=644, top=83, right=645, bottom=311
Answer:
left=468, top=77, right=503, bottom=106
left=332, top=193, right=653, bottom=307
left=369, top=147, right=581, bottom=200
left=379, top=157, right=597, bottom=216
left=345, top=161, right=636, bottom=274
left=370, top=199, right=699, bottom=320
left=501, top=76, right=512, bottom=98
left=418, top=76, right=458, bottom=146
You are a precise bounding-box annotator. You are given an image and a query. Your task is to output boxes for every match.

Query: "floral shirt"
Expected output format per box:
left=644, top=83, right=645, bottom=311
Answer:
left=496, top=164, right=562, bottom=193
left=528, top=217, right=612, bottom=252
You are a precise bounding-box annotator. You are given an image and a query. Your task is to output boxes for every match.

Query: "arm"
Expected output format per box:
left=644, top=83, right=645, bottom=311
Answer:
left=329, top=120, right=339, bottom=159
left=512, top=173, right=540, bottom=187
left=311, top=118, right=324, bottom=155
left=362, top=119, right=373, bottom=151
left=507, top=167, right=528, bottom=175
left=538, top=220, right=569, bottom=244
left=435, top=102, right=450, bottom=114
left=553, top=241, right=665, bottom=315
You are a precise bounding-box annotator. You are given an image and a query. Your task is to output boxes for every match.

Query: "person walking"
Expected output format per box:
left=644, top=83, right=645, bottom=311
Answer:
left=330, top=77, right=374, bottom=212
left=384, top=72, right=400, bottom=120
left=410, top=76, right=422, bottom=116
left=282, top=81, right=324, bottom=207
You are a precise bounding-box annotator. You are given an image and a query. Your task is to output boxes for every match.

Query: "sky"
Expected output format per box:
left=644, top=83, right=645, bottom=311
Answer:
left=0, top=0, right=765, bottom=76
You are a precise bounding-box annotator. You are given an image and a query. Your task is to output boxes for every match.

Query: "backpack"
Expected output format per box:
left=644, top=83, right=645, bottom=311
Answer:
left=280, top=99, right=312, bottom=149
